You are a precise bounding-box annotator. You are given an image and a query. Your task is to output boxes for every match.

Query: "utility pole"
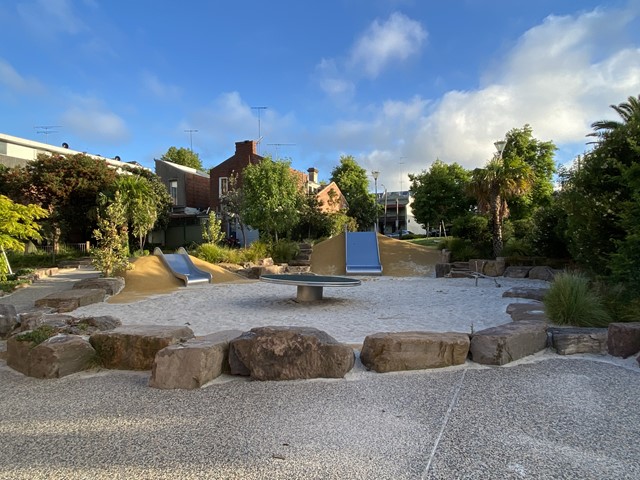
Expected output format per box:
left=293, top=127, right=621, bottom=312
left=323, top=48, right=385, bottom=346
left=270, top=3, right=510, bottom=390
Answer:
left=184, top=129, right=198, bottom=151
left=251, top=106, right=267, bottom=153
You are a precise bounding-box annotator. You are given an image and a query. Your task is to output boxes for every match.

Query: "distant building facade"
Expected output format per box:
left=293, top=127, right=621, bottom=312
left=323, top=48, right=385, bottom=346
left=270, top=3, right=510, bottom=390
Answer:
left=376, top=190, right=426, bottom=235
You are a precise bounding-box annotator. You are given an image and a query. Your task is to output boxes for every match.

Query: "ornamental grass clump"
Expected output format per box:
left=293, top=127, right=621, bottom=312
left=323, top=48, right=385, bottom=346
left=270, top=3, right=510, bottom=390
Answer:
left=543, top=271, right=611, bottom=327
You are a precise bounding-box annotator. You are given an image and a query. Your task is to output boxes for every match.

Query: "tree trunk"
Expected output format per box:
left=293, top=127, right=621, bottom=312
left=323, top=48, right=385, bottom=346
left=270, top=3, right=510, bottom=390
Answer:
left=491, top=194, right=503, bottom=258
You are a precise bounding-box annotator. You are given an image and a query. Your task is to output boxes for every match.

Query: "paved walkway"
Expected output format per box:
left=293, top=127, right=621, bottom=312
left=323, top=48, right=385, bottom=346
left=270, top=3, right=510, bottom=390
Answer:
left=0, top=267, right=100, bottom=313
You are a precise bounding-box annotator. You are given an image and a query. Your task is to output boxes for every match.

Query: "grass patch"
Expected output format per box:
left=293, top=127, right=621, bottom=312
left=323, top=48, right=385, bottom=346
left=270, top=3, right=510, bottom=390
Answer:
left=543, top=272, right=611, bottom=327
left=15, top=325, right=57, bottom=346
left=407, top=238, right=443, bottom=249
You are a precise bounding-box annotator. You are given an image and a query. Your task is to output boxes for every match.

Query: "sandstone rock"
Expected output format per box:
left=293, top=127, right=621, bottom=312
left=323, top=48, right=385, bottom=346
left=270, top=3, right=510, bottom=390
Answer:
left=28, top=335, right=96, bottom=378
left=90, top=325, right=194, bottom=370
left=6, top=336, right=34, bottom=375
left=435, top=263, right=452, bottom=278
left=78, top=315, right=122, bottom=331
left=483, top=260, right=506, bottom=277
left=528, top=266, right=557, bottom=282
left=549, top=327, right=607, bottom=355
left=35, top=288, right=106, bottom=313
left=16, top=308, right=55, bottom=332
left=73, top=277, right=125, bottom=296
left=360, top=331, right=470, bottom=373
left=607, top=322, right=640, bottom=358
left=0, top=304, right=18, bottom=338
left=150, top=330, right=243, bottom=389
left=506, top=303, right=548, bottom=322
left=470, top=320, right=547, bottom=365
left=229, top=326, right=354, bottom=380
left=503, top=266, right=532, bottom=278
left=502, top=287, right=549, bottom=302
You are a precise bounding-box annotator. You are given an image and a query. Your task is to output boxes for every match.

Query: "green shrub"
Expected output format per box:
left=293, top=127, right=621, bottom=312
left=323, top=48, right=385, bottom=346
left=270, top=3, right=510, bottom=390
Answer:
left=16, top=325, right=56, bottom=346
left=543, top=272, right=611, bottom=327
left=501, top=238, right=532, bottom=257
left=269, top=239, right=299, bottom=264
left=194, top=243, right=233, bottom=264
left=438, top=237, right=480, bottom=262
left=241, top=241, right=270, bottom=263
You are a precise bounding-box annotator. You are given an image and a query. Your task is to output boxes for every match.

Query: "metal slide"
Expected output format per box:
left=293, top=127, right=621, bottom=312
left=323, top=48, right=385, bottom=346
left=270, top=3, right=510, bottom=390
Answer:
left=345, top=231, right=383, bottom=275
left=153, top=247, right=212, bottom=286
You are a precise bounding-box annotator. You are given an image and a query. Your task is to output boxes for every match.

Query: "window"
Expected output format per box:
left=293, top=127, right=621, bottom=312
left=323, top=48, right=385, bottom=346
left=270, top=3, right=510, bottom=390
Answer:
left=219, top=177, right=229, bottom=197
left=169, top=180, right=178, bottom=205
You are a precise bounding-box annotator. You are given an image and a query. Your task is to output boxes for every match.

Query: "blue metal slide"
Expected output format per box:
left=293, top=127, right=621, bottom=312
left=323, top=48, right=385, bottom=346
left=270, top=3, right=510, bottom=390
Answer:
left=345, top=232, right=383, bottom=275
left=153, top=247, right=212, bottom=286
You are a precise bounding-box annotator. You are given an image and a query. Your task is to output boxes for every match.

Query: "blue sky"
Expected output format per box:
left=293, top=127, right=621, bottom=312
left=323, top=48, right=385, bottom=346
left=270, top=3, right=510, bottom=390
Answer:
left=1, top=0, right=639, bottom=191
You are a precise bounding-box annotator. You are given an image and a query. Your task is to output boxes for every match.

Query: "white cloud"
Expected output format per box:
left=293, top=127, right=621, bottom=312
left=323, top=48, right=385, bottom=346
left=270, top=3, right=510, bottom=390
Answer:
left=141, top=72, right=182, bottom=100
left=17, top=0, right=88, bottom=35
left=314, top=5, right=640, bottom=191
left=0, top=58, right=45, bottom=94
left=349, top=12, right=427, bottom=78
left=60, top=97, right=129, bottom=143
left=315, top=12, right=426, bottom=98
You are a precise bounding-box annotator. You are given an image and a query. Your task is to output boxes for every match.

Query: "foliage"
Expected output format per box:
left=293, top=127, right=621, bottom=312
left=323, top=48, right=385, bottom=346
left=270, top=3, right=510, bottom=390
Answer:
left=161, top=146, right=204, bottom=171
left=468, top=152, right=534, bottom=257
left=409, top=159, right=473, bottom=228
left=0, top=195, right=48, bottom=280
left=501, top=125, right=557, bottom=220
left=451, top=213, right=491, bottom=251
left=527, top=199, right=570, bottom=258
left=5, top=248, right=84, bottom=270
left=291, top=194, right=333, bottom=240
left=437, top=237, right=482, bottom=262
left=202, top=212, right=225, bottom=244
left=561, top=94, right=640, bottom=281
left=269, top=239, right=299, bottom=264
left=0, top=153, right=117, bottom=245
left=91, top=192, right=131, bottom=277
left=15, top=325, right=56, bottom=346
left=115, top=175, right=158, bottom=254
left=330, top=155, right=377, bottom=230
left=543, top=272, right=611, bottom=327
left=220, top=172, right=248, bottom=247
left=193, top=240, right=271, bottom=265
left=128, top=168, right=173, bottom=232
left=241, top=157, right=304, bottom=241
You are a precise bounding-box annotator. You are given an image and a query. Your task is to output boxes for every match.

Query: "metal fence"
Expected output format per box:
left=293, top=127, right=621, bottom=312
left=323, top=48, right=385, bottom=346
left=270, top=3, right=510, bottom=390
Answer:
left=36, top=242, right=90, bottom=254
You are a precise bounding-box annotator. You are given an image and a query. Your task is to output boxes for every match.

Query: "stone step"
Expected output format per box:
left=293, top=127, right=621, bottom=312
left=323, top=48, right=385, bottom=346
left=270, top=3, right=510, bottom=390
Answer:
left=470, top=320, right=547, bottom=365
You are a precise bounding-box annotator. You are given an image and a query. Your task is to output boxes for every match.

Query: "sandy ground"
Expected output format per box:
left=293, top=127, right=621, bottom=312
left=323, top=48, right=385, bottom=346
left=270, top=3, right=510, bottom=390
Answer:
left=68, top=234, right=550, bottom=343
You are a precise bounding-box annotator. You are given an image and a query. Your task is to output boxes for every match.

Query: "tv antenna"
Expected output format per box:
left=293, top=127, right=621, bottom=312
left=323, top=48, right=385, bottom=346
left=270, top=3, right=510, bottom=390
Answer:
left=34, top=125, right=62, bottom=144
left=184, top=129, right=198, bottom=151
left=251, top=106, right=267, bottom=153
left=267, top=143, right=296, bottom=161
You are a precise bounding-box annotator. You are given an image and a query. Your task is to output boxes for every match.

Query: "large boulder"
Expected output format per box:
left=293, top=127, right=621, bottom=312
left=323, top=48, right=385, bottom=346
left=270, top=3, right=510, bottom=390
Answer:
left=435, top=264, right=452, bottom=278
left=228, top=326, right=354, bottom=380
left=150, top=330, right=243, bottom=389
left=73, top=277, right=125, bottom=296
left=360, top=331, right=470, bottom=373
left=35, top=288, right=106, bottom=313
left=528, top=266, right=557, bottom=282
left=607, top=322, right=640, bottom=358
left=7, top=333, right=95, bottom=378
left=502, top=287, right=549, bottom=302
left=549, top=327, right=608, bottom=355
left=90, top=325, right=194, bottom=370
left=506, top=303, right=548, bottom=322
left=0, top=304, right=18, bottom=338
left=503, top=266, right=532, bottom=278
left=470, top=320, right=547, bottom=365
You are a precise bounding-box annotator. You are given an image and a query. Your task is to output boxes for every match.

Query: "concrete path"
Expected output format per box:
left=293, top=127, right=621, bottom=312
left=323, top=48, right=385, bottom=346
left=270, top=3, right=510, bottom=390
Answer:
left=0, top=267, right=100, bottom=313
left=0, top=354, right=638, bottom=479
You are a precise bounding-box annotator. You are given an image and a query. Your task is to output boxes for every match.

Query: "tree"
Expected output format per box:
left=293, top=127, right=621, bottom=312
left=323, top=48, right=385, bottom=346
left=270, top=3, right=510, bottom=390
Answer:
left=330, top=155, right=376, bottom=230
left=468, top=154, right=534, bottom=257
left=0, top=195, right=48, bottom=278
left=409, top=160, right=472, bottom=230
left=0, top=153, right=117, bottom=249
left=501, top=125, right=557, bottom=220
left=241, top=157, right=304, bottom=241
left=220, top=172, right=248, bottom=246
left=115, top=175, right=158, bottom=254
left=590, top=94, right=640, bottom=139
left=161, top=146, right=204, bottom=171
left=129, top=168, right=173, bottom=232
left=91, top=192, right=131, bottom=277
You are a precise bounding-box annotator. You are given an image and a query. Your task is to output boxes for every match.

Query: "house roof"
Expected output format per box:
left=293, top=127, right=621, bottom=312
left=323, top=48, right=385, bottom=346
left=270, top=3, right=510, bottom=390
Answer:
left=154, top=158, right=209, bottom=178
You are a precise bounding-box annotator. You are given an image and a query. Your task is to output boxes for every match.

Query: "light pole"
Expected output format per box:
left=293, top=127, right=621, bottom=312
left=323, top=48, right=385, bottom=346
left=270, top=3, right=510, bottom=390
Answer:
left=494, top=139, right=507, bottom=159
left=371, top=171, right=379, bottom=232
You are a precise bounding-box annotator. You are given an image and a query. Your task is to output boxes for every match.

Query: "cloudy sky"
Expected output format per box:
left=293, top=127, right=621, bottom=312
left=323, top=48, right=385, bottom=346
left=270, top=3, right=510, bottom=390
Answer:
left=1, top=0, right=639, bottom=191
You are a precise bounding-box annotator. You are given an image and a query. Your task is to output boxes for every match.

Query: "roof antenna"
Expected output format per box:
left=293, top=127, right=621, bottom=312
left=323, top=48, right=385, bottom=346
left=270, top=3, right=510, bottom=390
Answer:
left=251, top=106, right=267, bottom=154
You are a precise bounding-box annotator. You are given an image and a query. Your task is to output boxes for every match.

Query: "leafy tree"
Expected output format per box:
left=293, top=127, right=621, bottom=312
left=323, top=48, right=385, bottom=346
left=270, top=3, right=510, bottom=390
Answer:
left=115, top=175, right=158, bottom=254
left=330, top=155, right=376, bottom=230
left=501, top=125, right=557, bottom=220
left=202, top=211, right=225, bottom=244
left=241, top=157, right=304, bottom=241
left=468, top=154, right=534, bottom=257
left=0, top=153, right=117, bottom=249
left=91, top=192, right=131, bottom=277
left=161, top=146, right=204, bottom=171
left=220, top=172, right=248, bottom=246
left=0, top=195, right=48, bottom=279
left=409, top=159, right=472, bottom=229
left=128, top=168, right=173, bottom=232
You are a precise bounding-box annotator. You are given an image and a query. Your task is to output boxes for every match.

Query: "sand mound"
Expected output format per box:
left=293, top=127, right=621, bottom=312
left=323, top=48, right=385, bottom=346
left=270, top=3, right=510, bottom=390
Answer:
left=311, top=233, right=442, bottom=276
left=108, top=255, right=247, bottom=304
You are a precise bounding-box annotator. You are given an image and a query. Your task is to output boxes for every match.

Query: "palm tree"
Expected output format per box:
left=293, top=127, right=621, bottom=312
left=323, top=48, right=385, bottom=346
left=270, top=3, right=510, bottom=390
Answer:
left=589, top=94, right=640, bottom=139
left=469, top=155, right=534, bottom=257
left=115, top=175, right=158, bottom=254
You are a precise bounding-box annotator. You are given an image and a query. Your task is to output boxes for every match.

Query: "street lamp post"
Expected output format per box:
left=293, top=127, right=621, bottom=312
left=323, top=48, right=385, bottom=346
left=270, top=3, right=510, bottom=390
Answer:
left=371, top=171, right=379, bottom=232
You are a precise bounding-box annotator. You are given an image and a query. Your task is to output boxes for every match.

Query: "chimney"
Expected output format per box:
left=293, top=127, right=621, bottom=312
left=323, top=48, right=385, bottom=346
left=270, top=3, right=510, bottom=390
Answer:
left=307, top=167, right=319, bottom=183
left=235, top=140, right=256, bottom=156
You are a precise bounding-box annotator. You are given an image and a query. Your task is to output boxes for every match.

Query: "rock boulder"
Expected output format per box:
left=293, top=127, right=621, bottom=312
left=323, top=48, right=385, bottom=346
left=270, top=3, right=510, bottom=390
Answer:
left=360, top=331, right=470, bottom=373
left=470, top=320, right=547, bottom=365
left=73, top=277, right=125, bottom=296
left=229, top=326, right=354, bottom=380
left=549, top=327, right=608, bottom=355
left=502, top=287, right=549, bottom=302
left=35, top=288, right=106, bottom=313
left=607, top=322, right=640, bottom=358
left=0, top=304, right=18, bottom=338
